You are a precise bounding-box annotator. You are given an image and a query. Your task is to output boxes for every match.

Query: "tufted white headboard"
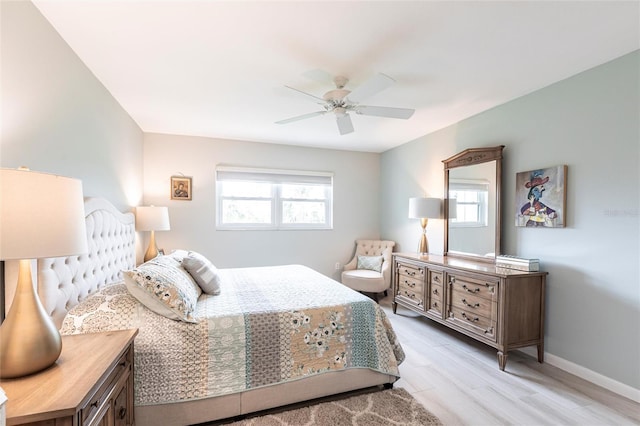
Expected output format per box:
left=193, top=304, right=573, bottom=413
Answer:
left=37, top=197, right=136, bottom=328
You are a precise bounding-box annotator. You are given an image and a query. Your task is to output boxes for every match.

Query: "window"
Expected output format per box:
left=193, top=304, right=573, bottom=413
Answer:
left=216, top=166, right=333, bottom=230
left=449, top=179, right=489, bottom=228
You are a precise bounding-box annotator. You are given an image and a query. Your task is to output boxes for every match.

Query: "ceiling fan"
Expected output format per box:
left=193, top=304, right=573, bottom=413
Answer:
left=276, top=72, right=415, bottom=135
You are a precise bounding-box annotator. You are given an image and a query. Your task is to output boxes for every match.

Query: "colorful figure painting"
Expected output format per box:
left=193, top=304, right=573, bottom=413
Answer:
left=516, top=165, right=567, bottom=227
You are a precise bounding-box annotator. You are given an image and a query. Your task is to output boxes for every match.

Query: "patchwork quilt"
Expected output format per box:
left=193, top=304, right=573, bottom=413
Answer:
left=61, top=264, right=405, bottom=405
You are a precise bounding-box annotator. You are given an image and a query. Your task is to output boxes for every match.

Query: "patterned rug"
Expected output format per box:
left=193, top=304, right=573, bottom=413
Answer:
left=224, top=388, right=442, bottom=426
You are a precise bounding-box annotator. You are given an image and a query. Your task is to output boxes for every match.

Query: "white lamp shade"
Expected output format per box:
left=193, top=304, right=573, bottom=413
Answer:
left=408, top=197, right=441, bottom=219
left=136, top=206, right=170, bottom=231
left=0, top=168, right=88, bottom=260
left=447, top=198, right=458, bottom=219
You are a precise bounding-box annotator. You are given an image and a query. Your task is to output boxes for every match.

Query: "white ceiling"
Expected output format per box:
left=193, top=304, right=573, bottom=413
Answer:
left=34, top=1, right=639, bottom=153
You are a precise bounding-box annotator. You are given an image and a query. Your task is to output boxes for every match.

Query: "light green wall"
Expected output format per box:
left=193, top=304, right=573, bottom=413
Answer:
left=381, top=51, right=640, bottom=392
left=0, top=1, right=143, bottom=210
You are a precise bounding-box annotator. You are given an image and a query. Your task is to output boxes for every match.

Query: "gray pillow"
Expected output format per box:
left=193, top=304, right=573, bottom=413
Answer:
left=181, top=251, right=221, bottom=295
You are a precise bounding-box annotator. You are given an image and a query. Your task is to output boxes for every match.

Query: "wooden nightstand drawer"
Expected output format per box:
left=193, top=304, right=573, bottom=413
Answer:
left=1, top=329, right=137, bottom=426
left=81, top=346, right=132, bottom=425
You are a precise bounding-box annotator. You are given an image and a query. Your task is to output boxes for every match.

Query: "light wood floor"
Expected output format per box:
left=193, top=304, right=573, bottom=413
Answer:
left=378, top=295, right=640, bottom=426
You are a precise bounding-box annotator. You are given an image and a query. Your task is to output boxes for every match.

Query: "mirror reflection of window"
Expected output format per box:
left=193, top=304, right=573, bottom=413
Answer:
left=449, top=179, right=489, bottom=228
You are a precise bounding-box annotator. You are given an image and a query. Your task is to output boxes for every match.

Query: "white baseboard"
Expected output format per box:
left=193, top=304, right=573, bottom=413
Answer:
left=518, top=347, right=640, bottom=403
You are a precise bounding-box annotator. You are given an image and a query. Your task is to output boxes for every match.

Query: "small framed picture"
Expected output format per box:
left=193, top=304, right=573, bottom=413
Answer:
left=171, top=176, right=192, bottom=200
left=515, top=165, right=567, bottom=227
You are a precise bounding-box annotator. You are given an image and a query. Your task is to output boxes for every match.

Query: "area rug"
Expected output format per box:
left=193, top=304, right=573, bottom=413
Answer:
left=225, top=388, right=442, bottom=426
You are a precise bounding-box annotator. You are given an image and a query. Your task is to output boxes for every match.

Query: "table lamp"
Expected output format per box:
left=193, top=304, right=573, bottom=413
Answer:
left=136, top=206, right=170, bottom=262
left=408, top=197, right=441, bottom=254
left=0, top=168, right=87, bottom=378
left=447, top=198, right=458, bottom=220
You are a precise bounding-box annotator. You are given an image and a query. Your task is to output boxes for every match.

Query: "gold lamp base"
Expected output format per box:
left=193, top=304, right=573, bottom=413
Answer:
left=417, top=218, right=429, bottom=254
left=0, top=259, right=62, bottom=379
left=143, top=230, right=160, bottom=262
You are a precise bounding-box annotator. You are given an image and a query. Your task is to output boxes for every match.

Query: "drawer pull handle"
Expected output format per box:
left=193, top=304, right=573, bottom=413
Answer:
left=433, top=276, right=440, bottom=283
left=432, top=289, right=438, bottom=295
left=461, top=312, right=480, bottom=323
left=90, top=400, right=99, bottom=408
left=119, top=407, right=127, bottom=419
left=404, top=280, right=415, bottom=288
left=462, top=284, right=480, bottom=294
left=462, top=298, right=480, bottom=308
left=432, top=302, right=438, bottom=308
left=404, top=269, right=416, bottom=276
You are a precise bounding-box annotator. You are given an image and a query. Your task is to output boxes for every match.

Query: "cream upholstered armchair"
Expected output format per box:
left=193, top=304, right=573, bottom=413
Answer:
left=341, top=239, right=396, bottom=302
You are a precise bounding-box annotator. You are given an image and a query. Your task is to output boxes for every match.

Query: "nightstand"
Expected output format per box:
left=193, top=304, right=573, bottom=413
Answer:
left=1, top=329, right=138, bottom=426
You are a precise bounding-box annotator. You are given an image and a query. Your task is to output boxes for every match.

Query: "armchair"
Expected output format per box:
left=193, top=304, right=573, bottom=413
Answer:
left=341, top=239, right=396, bottom=302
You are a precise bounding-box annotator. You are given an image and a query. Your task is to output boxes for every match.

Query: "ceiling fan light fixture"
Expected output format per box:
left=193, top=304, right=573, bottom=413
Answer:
left=323, top=89, right=350, bottom=102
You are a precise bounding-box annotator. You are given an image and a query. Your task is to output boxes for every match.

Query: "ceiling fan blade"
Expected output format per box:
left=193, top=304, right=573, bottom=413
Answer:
left=347, top=73, right=395, bottom=103
left=276, top=110, right=327, bottom=124
left=336, top=113, right=354, bottom=135
left=284, top=85, right=326, bottom=105
left=355, top=105, right=415, bottom=119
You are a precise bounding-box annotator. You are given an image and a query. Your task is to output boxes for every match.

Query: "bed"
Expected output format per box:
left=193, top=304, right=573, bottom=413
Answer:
left=31, top=197, right=404, bottom=426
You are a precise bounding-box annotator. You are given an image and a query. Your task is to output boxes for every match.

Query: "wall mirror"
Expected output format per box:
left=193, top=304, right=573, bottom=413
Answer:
left=443, top=146, right=504, bottom=262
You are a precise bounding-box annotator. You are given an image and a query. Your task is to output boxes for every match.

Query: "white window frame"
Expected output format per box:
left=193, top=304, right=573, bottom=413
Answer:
left=449, top=179, right=489, bottom=228
left=216, top=166, right=333, bottom=230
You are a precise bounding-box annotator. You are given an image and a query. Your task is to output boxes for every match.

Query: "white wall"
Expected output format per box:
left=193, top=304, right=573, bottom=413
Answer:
left=381, top=51, right=640, bottom=395
left=142, top=133, right=380, bottom=280
left=0, top=1, right=144, bottom=210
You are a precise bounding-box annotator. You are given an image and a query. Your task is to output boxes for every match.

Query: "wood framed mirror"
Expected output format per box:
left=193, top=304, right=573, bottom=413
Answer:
left=443, top=146, right=504, bottom=262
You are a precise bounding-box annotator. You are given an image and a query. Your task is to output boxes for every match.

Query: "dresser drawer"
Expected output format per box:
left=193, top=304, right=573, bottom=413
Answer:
left=430, top=271, right=443, bottom=287
left=428, top=272, right=443, bottom=315
left=428, top=297, right=443, bottom=315
left=448, top=274, right=498, bottom=302
left=398, top=274, right=424, bottom=294
left=397, top=283, right=424, bottom=309
left=450, top=289, right=492, bottom=319
left=448, top=306, right=497, bottom=341
left=397, top=262, right=425, bottom=280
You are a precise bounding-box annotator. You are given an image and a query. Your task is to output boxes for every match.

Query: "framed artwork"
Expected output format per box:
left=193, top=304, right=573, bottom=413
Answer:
left=515, top=165, right=567, bottom=227
left=171, top=176, right=192, bottom=200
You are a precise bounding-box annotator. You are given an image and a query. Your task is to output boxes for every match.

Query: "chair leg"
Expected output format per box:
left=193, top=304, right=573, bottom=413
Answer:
left=384, top=290, right=388, bottom=297
left=372, top=293, right=379, bottom=303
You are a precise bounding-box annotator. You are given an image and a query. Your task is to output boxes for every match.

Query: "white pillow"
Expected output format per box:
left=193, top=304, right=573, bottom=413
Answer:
left=181, top=251, right=221, bottom=295
left=123, top=255, right=201, bottom=323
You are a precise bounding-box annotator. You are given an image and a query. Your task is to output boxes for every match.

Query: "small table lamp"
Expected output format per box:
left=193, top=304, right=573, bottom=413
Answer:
left=0, top=168, right=88, bottom=378
left=408, top=197, right=442, bottom=254
left=136, top=206, right=170, bottom=262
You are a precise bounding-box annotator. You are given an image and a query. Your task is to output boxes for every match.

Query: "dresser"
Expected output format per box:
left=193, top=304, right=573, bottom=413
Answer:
left=393, top=253, right=546, bottom=370
left=1, top=329, right=137, bottom=426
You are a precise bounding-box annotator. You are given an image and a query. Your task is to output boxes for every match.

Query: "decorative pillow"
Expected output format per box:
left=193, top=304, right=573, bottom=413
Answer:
left=357, top=255, right=384, bottom=273
left=123, top=255, right=201, bottom=323
left=181, top=251, right=221, bottom=295
left=169, top=249, right=190, bottom=262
